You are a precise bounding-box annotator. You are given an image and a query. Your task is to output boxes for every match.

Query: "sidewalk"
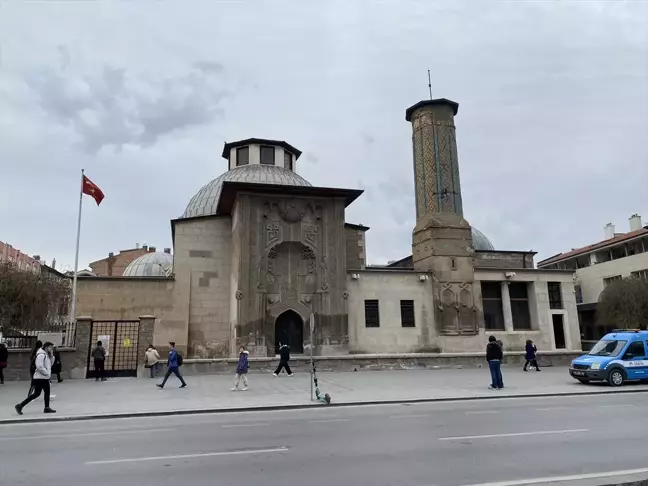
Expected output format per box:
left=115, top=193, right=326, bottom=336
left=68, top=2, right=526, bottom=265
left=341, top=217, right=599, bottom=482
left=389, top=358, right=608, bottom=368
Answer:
left=1, top=367, right=647, bottom=423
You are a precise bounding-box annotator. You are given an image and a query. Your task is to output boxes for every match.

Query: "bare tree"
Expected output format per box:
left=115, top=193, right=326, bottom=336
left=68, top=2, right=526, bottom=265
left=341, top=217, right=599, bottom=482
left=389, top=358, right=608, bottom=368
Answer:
left=597, top=277, right=648, bottom=329
left=0, top=261, right=71, bottom=331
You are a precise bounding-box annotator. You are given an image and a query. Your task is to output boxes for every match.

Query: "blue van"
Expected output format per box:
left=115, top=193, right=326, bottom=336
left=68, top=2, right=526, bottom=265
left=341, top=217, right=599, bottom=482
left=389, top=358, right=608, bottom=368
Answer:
left=570, top=330, right=648, bottom=386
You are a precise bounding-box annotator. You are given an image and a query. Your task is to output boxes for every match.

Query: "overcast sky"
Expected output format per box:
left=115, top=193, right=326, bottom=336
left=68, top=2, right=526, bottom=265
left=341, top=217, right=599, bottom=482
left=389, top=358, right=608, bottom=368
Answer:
left=1, top=0, right=646, bottom=272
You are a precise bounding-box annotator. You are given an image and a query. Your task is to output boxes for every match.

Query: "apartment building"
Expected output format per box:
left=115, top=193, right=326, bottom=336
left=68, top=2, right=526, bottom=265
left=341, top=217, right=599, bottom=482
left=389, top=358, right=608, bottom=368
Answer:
left=538, top=214, right=648, bottom=342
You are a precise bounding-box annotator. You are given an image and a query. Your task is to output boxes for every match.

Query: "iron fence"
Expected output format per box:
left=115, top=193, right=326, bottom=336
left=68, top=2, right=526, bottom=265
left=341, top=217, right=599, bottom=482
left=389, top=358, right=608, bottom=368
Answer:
left=0, top=321, right=76, bottom=349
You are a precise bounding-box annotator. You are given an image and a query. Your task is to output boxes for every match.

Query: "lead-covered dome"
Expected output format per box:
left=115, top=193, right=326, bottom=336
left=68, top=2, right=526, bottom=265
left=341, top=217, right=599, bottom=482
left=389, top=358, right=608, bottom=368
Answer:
left=182, top=165, right=312, bottom=218
left=123, top=252, right=173, bottom=277
left=471, top=227, right=495, bottom=251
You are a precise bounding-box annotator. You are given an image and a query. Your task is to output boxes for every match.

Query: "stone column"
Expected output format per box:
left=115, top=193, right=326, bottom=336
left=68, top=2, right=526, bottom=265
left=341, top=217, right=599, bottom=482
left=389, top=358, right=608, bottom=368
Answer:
left=70, top=316, right=93, bottom=379
left=138, top=315, right=156, bottom=378
left=501, top=282, right=514, bottom=332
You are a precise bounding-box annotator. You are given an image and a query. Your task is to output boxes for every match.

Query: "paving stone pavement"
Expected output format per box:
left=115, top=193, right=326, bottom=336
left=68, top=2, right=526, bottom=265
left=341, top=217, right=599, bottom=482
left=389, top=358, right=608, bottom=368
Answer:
left=1, top=366, right=647, bottom=422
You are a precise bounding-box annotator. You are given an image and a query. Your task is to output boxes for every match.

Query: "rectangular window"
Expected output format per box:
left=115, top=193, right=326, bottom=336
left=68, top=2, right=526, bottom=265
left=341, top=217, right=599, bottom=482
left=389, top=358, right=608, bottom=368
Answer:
left=400, top=300, right=415, bottom=327
left=260, top=145, right=275, bottom=165
left=236, top=146, right=249, bottom=166
left=603, top=275, right=622, bottom=287
left=547, top=282, right=563, bottom=309
left=510, top=282, right=531, bottom=330
left=481, top=282, right=505, bottom=330
left=364, top=299, right=380, bottom=328
left=284, top=151, right=293, bottom=171
left=631, top=269, right=648, bottom=282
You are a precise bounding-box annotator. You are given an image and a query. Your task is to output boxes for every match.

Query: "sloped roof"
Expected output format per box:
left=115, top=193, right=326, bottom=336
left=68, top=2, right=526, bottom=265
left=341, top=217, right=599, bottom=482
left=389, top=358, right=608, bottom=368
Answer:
left=538, top=227, right=648, bottom=266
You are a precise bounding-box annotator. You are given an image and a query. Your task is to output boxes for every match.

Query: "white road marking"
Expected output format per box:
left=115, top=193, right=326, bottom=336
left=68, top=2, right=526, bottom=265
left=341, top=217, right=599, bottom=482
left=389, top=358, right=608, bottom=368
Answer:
left=221, top=423, right=270, bottom=428
left=309, top=418, right=351, bottom=424
left=439, top=428, right=589, bottom=441
left=0, top=428, right=174, bottom=442
left=599, top=404, right=635, bottom=409
left=85, top=447, right=289, bottom=465
left=389, top=414, right=429, bottom=419
left=534, top=407, right=571, bottom=411
left=465, top=410, right=499, bottom=415
left=460, top=466, right=648, bottom=486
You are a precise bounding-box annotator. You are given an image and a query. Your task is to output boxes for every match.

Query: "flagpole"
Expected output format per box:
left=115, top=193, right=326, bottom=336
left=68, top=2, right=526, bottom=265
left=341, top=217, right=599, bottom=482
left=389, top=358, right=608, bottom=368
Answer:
left=70, top=169, right=84, bottom=322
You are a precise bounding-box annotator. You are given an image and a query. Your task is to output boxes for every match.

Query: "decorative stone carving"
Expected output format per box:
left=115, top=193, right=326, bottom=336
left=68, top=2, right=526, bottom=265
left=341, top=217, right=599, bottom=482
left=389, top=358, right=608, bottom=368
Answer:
left=304, top=224, right=319, bottom=247
left=266, top=223, right=280, bottom=246
left=320, top=254, right=329, bottom=291
left=281, top=283, right=298, bottom=301
left=235, top=290, right=244, bottom=300
left=301, top=246, right=315, bottom=260
left=268, top=246, right=278, bottom=259
left=342, top=290, right=349, bottom=299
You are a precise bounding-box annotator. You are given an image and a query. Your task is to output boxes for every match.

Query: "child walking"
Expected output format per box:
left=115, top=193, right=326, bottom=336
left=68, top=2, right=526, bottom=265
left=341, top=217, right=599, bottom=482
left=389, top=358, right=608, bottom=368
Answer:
left=231, top=346, right=249, bottom=391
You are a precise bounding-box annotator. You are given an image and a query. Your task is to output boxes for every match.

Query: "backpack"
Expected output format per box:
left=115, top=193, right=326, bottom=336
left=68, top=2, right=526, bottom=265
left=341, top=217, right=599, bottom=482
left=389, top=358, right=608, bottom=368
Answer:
left=176, top=353, right=183, bottom=367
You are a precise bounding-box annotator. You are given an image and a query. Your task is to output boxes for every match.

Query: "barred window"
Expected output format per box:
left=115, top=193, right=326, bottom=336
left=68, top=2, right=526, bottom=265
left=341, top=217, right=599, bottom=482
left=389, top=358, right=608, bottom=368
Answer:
left=364, top=300, right=380, bottom=327
left=400, top=300, right=415, bottom=327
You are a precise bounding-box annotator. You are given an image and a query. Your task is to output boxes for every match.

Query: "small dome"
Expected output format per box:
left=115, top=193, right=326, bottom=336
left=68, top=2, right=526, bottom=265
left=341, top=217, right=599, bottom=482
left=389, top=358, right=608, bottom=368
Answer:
left=182, top=164, right=312, bottom=218
left=123, top=252, right=173, bottom=277
left=472, top=227, right=495, bottom=251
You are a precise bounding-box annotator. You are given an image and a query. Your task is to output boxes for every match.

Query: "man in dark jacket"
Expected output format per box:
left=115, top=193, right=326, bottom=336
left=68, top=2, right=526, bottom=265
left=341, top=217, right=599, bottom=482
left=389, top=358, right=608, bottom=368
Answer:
left=157, top=341, right=187, bottom=389
left=273, top=343, right=293, bottom=376
left=92, top=341, right=107, bottom=382
left=486, top=335, right=504, bottom=389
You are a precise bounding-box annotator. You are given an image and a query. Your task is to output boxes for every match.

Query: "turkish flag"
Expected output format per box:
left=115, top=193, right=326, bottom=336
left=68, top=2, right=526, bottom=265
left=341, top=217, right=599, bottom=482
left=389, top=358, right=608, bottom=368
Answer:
left=82, top=175, right=105, bottom=206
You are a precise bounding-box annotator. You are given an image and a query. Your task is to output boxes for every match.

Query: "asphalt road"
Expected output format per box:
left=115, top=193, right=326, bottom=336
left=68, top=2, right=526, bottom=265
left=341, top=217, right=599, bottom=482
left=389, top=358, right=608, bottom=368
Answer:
left=2, top=393, right=648, bottom=486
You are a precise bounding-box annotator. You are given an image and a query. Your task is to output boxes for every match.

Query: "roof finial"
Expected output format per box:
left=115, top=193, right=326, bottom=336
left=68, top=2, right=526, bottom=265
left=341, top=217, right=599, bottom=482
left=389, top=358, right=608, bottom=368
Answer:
left=427, top=69, right=432, bottom=100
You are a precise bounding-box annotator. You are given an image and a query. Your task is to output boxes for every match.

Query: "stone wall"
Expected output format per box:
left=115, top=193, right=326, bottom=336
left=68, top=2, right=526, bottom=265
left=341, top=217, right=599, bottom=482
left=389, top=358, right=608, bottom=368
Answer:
left=344, top=225, right=366, bottom=270
left=162, top=350, right=583, bottom=376
left=75, top=276, right=179, bottom=351
left=173, top=216, right=232, bottom=357
left=76, top=277, right=175, bottom=319
left=347, top=269, right=437, bottom=353
left=3, top=317, right=92, bottom=381
left=475, top=251, right=535, bottom=269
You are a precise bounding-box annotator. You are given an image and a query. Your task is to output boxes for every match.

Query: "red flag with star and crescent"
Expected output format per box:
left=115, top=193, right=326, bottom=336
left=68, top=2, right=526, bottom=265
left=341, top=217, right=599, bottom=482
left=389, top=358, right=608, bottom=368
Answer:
left=82, top=175, right=105, bottom=206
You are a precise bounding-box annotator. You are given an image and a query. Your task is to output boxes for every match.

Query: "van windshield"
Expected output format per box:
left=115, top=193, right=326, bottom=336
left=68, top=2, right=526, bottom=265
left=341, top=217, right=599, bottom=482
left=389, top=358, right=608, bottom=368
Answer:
left=588, top=340, right=627, bottom=357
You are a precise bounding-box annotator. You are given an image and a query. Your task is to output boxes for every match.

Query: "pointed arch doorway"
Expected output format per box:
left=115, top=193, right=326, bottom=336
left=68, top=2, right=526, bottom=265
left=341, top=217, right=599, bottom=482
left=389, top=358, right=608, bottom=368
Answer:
left=274, top=310, right=304, bottom=354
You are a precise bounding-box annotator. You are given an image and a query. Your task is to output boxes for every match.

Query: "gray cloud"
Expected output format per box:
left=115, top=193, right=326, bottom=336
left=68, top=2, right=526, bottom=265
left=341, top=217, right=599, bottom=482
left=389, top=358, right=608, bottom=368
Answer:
left=25, top=53, right=232, bottom=152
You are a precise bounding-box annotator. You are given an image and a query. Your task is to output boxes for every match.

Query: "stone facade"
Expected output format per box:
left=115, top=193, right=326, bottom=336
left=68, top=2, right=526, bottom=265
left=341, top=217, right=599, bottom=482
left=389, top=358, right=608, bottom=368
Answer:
left=172, top=217, right=232, bottom=357
left=231, top=194, right=348, bottom=356
left=72, top=106, right=583, bottom=360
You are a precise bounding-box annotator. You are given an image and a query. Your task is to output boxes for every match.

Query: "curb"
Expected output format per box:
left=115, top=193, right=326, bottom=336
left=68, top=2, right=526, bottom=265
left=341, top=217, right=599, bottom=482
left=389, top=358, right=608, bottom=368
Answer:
left=2, top=387, right=648, bottom=426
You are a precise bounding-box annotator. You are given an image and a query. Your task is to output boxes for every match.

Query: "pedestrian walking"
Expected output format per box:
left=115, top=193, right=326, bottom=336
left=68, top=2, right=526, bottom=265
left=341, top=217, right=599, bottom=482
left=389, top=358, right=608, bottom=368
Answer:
left=273, top=343, right=293, bottom=376
left=92, top=340, right=107, bottom=382
left=523, top=339, right=541, bottom=372
left=157, top=342, right=187, bottom=389
left=0, top=342, right=8, bottom=385
left=15, top=341, right=56, bottom=415
left=145, top=345, right=161, bottom=378
left=51, top=346, right=63, bottom=383
left=27, top=340, right=42, bottom=396
left=231, top=346, right=249, bottom=391
left=486, top=335, right=504, bottom=390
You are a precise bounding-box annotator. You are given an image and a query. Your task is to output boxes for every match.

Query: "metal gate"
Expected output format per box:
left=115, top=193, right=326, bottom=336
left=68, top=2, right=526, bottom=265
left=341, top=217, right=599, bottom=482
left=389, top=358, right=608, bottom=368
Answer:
left=87, top=320, right=140, bottom=378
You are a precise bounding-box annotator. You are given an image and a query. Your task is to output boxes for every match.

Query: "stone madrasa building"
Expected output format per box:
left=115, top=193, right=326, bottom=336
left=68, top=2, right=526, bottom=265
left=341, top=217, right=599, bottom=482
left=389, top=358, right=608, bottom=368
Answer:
left=76, top=98, right=581, bottom=357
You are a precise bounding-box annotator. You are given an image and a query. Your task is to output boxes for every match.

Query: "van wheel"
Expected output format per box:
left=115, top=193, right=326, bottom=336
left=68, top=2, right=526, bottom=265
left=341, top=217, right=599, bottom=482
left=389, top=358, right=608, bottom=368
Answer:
left=608, top=369, right=625, bottom=387
left=577, top=379, right=590, bottom=384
